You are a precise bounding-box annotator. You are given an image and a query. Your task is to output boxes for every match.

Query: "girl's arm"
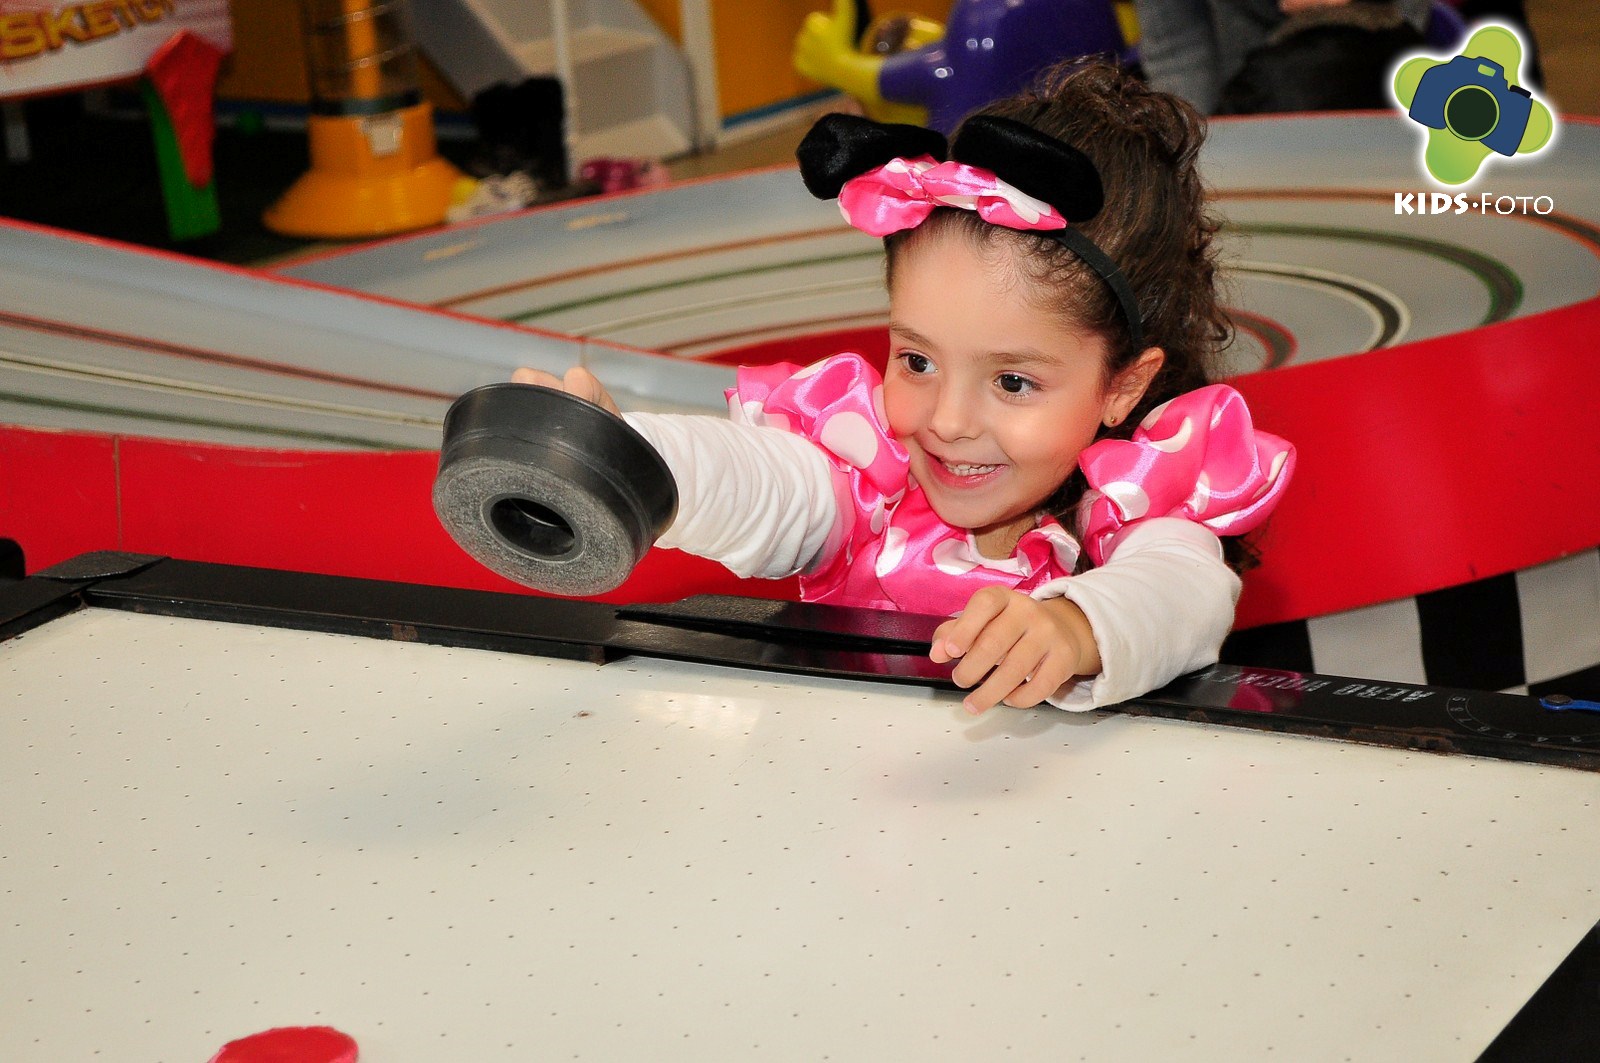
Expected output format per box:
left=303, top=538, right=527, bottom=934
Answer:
left=510, top=365, right=845, bottom=579
left=1041, top=518, right=1240, bottom=710
left=622, top=412, right=848, bottom=579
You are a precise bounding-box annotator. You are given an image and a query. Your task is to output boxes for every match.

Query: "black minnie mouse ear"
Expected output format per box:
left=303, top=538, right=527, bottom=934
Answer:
left=951, top=115, right=1105, bottom=223
left=795, top=113, right=949, bottom=201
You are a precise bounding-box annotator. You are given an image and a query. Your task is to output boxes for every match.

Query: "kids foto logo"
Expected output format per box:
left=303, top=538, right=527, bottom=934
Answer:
left=1394, top=190, right=1553, bottom=216
left=1391, top=22, right=1555, bottom=186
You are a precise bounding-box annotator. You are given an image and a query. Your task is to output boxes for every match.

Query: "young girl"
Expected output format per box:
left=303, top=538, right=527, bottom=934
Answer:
left=514, top=61, right=1294, bottom=716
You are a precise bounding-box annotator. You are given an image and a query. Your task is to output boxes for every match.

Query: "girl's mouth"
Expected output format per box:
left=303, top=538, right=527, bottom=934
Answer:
left=926, top=455, right=1004, bottom=486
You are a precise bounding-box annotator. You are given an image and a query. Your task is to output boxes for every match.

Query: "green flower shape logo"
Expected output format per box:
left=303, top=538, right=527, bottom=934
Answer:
left=1392, top=24, right=1554, bottom=185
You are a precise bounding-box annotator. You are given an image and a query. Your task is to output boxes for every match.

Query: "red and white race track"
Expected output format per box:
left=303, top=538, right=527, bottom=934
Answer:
left=4, top=113, right=1597, bottom=637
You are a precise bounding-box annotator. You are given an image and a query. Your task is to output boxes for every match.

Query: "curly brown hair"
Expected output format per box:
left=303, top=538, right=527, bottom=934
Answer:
left=884, top=60, right=1245, bottom=568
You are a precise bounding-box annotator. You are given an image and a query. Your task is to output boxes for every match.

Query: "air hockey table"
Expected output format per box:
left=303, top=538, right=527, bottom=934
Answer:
left=3, top=552, right=1597, bottom=1061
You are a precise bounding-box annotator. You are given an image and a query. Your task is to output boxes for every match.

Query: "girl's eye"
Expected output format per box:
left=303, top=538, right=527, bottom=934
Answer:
left=996, top=373, right=1036, bottom=396
left=898, top=352, right=933, bottom=375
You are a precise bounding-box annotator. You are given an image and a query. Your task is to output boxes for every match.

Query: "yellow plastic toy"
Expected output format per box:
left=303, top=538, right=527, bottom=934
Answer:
left=1115, top=1, right=1140, bottom=49
left=264, top=0, right=463, bottom=240
left=794, top=1, right=940, bottom=126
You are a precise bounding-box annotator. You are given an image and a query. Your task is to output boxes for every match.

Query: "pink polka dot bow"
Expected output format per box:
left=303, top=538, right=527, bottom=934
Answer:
left=1077, top=385, right=1296, bottom=567
left=837, top=156, right=1069, bottom=238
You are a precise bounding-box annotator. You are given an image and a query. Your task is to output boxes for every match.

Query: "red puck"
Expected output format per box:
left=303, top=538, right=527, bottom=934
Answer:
left=208, top=1026, right=358, bottom=1063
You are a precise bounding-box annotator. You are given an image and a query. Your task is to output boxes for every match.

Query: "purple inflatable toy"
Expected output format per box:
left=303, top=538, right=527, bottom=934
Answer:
left=878, top=0, right=1127, bottom=133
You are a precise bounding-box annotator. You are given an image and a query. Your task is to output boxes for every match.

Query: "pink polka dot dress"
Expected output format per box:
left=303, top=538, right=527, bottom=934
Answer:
left=729, top=354, right=1295, bottom=617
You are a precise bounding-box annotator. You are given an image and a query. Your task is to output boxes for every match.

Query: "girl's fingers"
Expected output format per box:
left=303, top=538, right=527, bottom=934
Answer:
left=510, top=366, right=621, bottom=416
left=511, top=367, right=562, bottom=388
left=933, top=594, right=1075, bottom=710
left=950, top=594, right=1041, bottom=687
left=963, top=642, right=1047, bottom=715
left=932, top=588, right=1012, bottom=664
left=563, top=366, right=621, bottom=415
left=999, top=653, right=1074, bottom=709
left=949, top=616, right=1023, bottom=689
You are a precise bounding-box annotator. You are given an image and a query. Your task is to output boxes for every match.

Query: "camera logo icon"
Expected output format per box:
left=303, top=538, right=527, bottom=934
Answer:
left=1411, top=55, right=1532, bottom=155
left=1392, top=24, right=1554, bottom=185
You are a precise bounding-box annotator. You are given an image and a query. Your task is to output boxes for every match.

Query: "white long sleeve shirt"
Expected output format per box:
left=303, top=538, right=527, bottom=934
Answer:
left=624, top=412, right=1240, bottom=709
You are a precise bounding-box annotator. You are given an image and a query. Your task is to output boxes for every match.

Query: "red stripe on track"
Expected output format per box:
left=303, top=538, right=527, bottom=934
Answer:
left=2, top=426, right=795, bottom=607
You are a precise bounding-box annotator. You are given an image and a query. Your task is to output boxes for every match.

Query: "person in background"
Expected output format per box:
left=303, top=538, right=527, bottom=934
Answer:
left=1134, top=0, right=1434, bottom=114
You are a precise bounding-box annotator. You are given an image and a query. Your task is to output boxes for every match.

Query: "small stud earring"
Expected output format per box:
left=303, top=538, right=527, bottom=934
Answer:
left=1105, top=415, right=1120, bottom=428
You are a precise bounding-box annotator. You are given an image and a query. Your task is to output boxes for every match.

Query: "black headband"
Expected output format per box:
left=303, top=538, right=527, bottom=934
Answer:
left=797, top=112, right=1146, bottom=353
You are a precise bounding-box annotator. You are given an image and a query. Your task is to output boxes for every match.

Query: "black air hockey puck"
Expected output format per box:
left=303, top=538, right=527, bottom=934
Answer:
left=433, top=383, right=678, bottom=596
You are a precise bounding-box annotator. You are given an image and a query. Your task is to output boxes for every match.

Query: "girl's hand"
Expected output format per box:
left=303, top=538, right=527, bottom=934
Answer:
left=511, top=365, right=621, bottom=416
left=930, top=587, right=1102, bottom=715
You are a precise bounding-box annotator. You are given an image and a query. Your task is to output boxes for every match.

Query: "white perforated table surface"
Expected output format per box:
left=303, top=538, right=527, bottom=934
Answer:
left=4, top=606, right=1598, bottom=1061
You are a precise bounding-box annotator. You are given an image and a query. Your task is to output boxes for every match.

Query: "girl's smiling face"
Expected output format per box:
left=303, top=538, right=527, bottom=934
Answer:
left=884, top=229, right=1158, bottom=557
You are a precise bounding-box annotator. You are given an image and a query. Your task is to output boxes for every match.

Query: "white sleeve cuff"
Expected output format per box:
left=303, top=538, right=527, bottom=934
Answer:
left=623, top=412, right=843, bottom=579
left=1029, top=518, right=1240, bottom=711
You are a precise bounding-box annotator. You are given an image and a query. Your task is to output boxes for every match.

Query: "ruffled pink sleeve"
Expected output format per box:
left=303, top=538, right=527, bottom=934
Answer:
left=727, top=354, right=908, bottom=497
left=1078, top=384, right=1295, bottom=566
left=726, top=354, right=913, bottom=602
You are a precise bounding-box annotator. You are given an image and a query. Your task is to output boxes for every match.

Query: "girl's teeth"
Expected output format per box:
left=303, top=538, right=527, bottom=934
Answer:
left=943, top=460, right=998, bottom=476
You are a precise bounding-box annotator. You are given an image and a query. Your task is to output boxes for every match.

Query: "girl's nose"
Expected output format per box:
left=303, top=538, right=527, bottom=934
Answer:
left=928, top=383, right=980, bottom=441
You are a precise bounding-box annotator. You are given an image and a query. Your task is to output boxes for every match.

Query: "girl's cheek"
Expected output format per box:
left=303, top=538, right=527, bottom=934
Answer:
left=882, top=381, right=915, bottom=438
